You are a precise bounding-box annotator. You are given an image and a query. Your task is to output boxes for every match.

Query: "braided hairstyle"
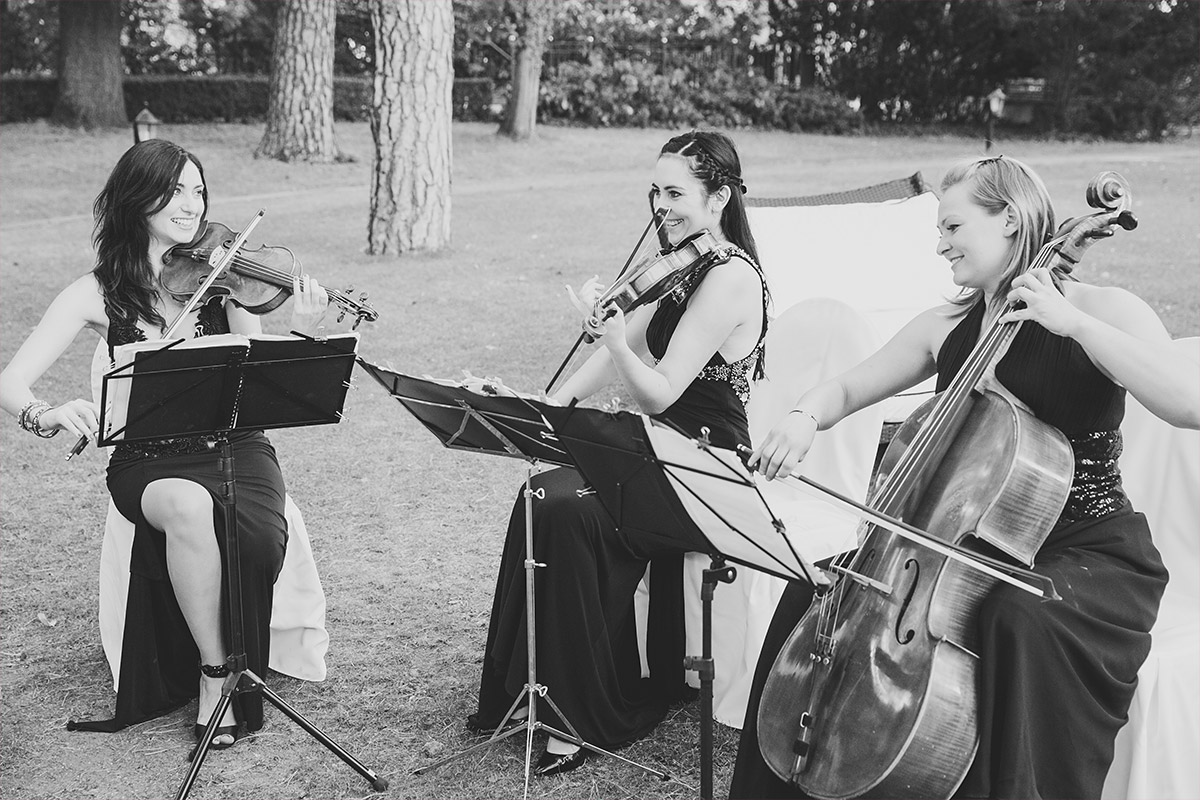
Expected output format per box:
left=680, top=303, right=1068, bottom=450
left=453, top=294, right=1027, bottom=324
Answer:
left=657, top=130, right=760, bottom=268
left=92, top=139, right=209, bottom=331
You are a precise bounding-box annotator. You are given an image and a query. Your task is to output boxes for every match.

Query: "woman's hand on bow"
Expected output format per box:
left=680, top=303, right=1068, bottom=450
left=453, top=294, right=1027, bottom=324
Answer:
left=290, top=274, right=330, bottom=335
left=38, top=398, right=99, bottom=440
left=747, top=410, right=819, bottom=481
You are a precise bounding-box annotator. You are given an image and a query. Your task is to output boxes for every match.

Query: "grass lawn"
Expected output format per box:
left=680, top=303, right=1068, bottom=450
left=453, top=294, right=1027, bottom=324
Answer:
left=1, top=120, right=1196, bottom=800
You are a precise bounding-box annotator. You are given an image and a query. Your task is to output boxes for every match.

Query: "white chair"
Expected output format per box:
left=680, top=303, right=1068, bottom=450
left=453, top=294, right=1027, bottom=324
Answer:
left=1102, top=337, right=1200, bottom=800
left=91, top=341, right=329, bottom=687
left=681, top=297, right=885, bottom=727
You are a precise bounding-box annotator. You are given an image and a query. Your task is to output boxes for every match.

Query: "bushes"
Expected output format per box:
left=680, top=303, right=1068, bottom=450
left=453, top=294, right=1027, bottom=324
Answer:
left=0, top=74, right=497, bottom=124
left=1, top=64, right=857, bottom=133
left=539, top=55, right=862, bottom=134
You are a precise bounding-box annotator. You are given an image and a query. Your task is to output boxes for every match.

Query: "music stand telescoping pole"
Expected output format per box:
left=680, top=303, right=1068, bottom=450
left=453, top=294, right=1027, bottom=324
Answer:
left=353, top=364, right=673, bottom=797
left=97, top=333, right=387, bottom=800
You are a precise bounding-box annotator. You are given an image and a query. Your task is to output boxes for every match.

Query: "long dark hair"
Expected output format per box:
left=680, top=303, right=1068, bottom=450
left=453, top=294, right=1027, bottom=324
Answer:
left=658, top=130, right=761, bottom=268
left=92, top=139, right=208, bottom=330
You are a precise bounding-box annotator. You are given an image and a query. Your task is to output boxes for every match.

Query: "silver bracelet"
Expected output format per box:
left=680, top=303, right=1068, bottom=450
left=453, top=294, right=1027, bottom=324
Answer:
left=789, top=408, right=819, bottom=428
left=17, top=399, right=59, bottom=438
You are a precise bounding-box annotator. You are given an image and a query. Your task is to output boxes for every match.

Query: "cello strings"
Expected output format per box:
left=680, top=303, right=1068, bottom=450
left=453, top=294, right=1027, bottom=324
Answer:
left=868, top=242, right=1056, bottom=514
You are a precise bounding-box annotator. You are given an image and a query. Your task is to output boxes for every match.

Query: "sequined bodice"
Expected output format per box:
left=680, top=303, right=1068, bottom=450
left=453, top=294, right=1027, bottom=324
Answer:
left=936, top=301, right=1127, bottom=522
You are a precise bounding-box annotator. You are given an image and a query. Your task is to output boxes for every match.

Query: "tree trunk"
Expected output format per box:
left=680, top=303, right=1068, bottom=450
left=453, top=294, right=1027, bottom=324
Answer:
left=498, top=0, right=555, bottom=140
left=51, top=0, right=126, bottom=129
left=255, top=0, right=341, bottom=162
left=367, top=0, right=453, bottom=255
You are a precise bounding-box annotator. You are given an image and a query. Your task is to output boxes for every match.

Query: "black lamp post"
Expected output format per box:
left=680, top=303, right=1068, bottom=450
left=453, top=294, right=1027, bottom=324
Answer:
left=133, top=105, right=161, bottom=144
left=985, top=87, right=1007, bottom=152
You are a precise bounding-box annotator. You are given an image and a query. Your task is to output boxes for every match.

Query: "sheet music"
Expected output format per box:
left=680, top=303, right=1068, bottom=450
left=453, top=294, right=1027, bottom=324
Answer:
left=102, top=332, right=359, bottom=442
left=103, top=334, right=249, bottom=441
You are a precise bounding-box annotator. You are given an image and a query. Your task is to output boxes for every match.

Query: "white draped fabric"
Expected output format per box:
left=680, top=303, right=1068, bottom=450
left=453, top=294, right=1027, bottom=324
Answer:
left=1102, top=338, right=1199, bottom=800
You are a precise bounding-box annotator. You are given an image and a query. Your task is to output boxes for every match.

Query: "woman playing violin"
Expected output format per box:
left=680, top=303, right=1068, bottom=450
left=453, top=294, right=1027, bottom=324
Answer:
left=732, top=155, right=1196, bottom=799
left=469, top=130, right=770, bottom=776
left=0, top=139, right=330, bottom=752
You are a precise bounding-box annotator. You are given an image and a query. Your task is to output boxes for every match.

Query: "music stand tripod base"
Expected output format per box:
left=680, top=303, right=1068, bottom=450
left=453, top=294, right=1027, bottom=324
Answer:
left=355, top=368, right=677, bottom=795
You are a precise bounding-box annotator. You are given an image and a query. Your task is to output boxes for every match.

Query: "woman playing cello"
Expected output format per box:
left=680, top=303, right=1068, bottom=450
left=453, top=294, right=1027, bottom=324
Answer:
left=733, top=155, right=1196, bottom=799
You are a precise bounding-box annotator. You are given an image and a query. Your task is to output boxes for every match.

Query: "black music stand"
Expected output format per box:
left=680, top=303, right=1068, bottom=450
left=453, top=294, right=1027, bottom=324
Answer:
left=539, top=404, right=832, bottom=800
left=355, top=363, right=674, bottom=797
left=97, top=333, right=388, bottom=800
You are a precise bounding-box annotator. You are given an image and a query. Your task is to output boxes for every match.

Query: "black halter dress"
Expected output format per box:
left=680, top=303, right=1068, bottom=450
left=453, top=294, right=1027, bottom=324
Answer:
left=70, top=297, right=288, bottom=735
left=473, top=251, right=768, bottom=750
left=730, top=301, right=1167, bottom=800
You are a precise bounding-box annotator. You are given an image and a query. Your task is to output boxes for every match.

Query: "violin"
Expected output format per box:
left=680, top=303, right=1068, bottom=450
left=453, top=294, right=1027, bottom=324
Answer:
left=160, top=218, right=379, bottom=328
left=545, top=212, right=729, bottom=392
left=581, top=228, right=726, bottom=342
left=596, top=228, right=724, bottom=316
left=755, top=172, right=1138, bottom=799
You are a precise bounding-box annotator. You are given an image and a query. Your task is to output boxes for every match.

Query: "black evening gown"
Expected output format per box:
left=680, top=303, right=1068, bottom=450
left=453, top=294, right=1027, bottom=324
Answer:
left=474, top=253, right=768, bottom=750
left=70, top=298, right=288, bottom=734
left=730, top=301, right=1167, bottom=800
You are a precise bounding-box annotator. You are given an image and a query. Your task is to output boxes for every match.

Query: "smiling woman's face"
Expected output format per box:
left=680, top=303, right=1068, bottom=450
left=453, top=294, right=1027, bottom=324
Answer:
left=650, top=154, right=722, bottom=246
left=936, top=181, right=1015, bottom=295
left=147, top=159, right=205, bottom=251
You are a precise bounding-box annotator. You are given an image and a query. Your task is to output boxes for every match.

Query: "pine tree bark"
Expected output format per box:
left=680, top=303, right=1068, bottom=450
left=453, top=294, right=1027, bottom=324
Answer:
left=255, top=0, right=341, bottom=162
left=51, top=0, right=127, bottom=129
left=498, top=0, right=556, bottom=141
left=367, top=0, right=453, bottom=255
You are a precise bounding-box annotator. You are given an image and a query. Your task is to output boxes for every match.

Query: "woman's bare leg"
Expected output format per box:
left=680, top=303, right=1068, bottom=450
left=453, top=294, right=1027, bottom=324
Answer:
left=142, top=477, right=237, bottom=741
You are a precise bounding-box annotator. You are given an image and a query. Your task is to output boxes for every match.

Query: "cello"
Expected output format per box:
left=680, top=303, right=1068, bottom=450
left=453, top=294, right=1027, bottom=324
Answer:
left=755, top=172, right=1139, bottom=799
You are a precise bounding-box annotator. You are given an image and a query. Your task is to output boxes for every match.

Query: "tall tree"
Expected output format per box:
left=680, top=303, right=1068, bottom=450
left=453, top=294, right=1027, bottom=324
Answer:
left=51, top=0, right=126, bottom=129
left=255, top=0, right=341, bottom=162
left=497, top=0, right=558, bottom=140
left=367, top=0, right=453, bottom=255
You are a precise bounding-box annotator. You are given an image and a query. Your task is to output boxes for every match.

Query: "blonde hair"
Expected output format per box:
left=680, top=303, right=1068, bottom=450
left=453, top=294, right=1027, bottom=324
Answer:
left=940, top=155, right=1063, bottom=314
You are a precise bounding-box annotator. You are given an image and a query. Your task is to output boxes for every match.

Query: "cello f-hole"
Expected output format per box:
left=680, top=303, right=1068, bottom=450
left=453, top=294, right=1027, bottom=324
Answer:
left=895, top=558, right=920, bottom=645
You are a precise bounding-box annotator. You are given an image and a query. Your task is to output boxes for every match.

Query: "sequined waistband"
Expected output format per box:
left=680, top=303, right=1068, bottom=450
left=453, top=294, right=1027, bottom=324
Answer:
left=1059, top=429, right=1126, bottom=524
left=110, top=435, right=219, bottom=462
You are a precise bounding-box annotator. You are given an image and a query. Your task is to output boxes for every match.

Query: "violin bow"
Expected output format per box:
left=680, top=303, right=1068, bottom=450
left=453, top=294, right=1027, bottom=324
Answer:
left=544, top=208, right=669, bottom=395
left=162, top=209, right=265, bottom=339
left=733, top=446, right=1059, bottom=600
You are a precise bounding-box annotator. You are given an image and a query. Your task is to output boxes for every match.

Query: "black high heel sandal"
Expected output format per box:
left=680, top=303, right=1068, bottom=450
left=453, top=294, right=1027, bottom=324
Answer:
left=192, top=663, right=238, bottom=754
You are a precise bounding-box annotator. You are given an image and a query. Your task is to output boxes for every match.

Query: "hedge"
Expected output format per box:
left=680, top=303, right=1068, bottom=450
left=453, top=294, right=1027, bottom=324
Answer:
left=538, top=56, right=862, bottom=134
left=2, top=68, right=861, bottom=134
left=0, top=74, right=497, bottom=124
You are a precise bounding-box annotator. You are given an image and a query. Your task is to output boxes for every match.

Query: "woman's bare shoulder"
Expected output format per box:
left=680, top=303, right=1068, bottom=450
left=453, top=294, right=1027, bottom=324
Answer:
left=56, top=273, right=108, bottom=326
